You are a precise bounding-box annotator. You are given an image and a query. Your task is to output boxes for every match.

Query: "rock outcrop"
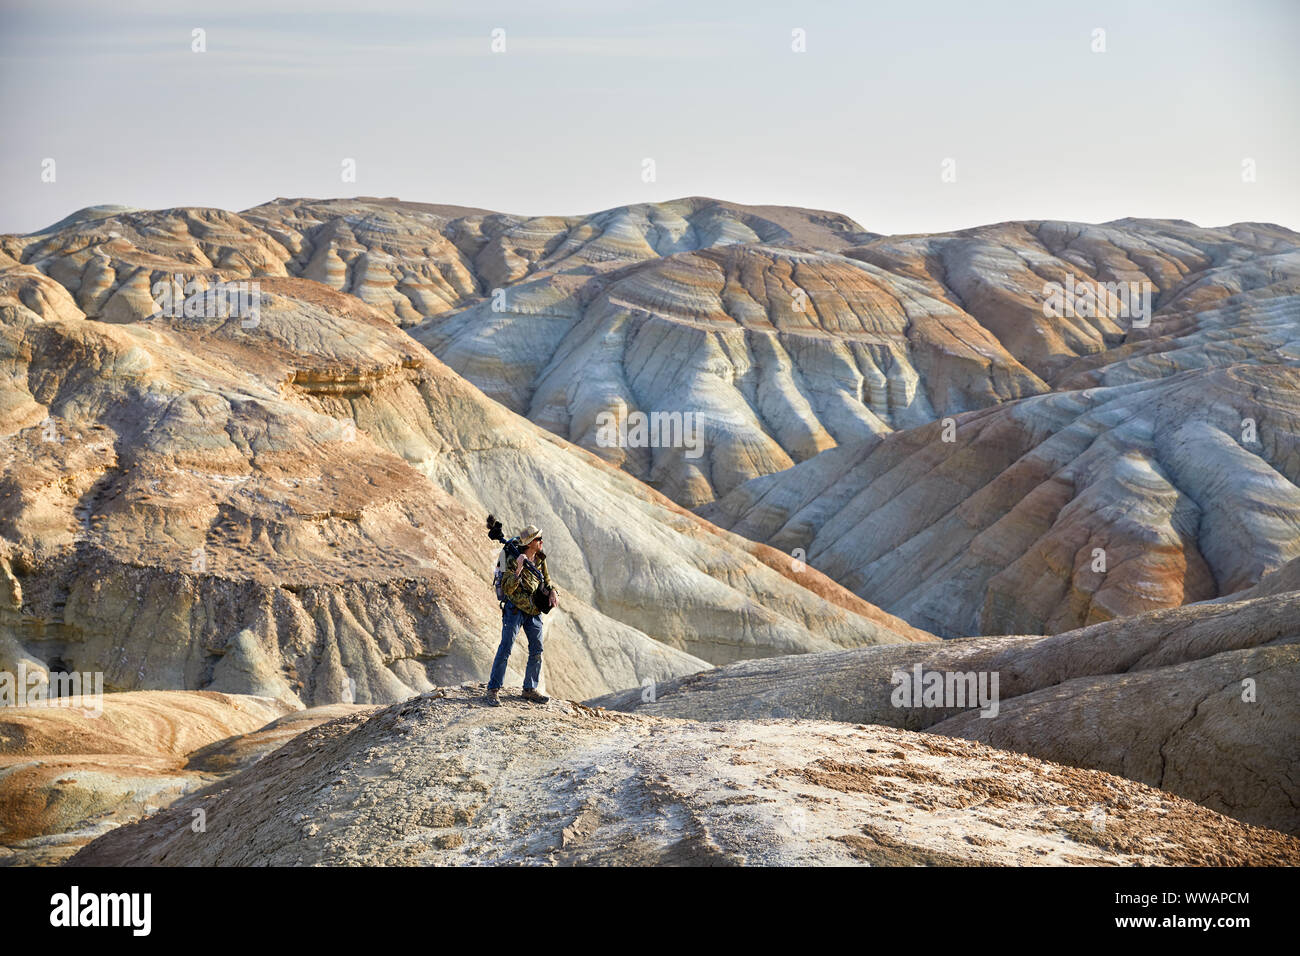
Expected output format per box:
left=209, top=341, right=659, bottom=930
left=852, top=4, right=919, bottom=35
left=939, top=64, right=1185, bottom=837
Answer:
left=66, top=685, right=1299, bottom=867
left=590, top=587, right=1300, bottom=834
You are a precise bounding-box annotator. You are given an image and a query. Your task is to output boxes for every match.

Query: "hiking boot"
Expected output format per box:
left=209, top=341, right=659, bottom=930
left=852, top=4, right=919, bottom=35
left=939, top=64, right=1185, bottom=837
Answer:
left=521, top=688, right=550, bottom=704
left=484, top=688, right=501, bottom=707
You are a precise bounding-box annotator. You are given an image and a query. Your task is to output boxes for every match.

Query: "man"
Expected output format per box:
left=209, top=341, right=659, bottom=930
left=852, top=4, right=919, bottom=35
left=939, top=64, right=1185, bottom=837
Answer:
left=485, top=524, right=559, bottom=706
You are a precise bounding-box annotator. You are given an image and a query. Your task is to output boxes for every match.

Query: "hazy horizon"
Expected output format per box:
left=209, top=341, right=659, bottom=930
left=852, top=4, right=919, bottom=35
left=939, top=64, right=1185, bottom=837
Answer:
left=3, top=0, right=1298, bottom=235
left=12, top=192, right=1300, bottom=240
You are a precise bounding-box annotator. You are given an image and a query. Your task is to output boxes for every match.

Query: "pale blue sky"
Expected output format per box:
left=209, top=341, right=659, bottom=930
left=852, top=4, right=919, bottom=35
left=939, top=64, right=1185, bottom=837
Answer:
left=2, top=0, right=1297, bottom=234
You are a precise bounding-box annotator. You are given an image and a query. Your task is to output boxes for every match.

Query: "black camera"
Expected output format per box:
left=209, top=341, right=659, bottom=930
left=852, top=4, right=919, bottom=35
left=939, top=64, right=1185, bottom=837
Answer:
left=486, top=514, right=520, bottom=559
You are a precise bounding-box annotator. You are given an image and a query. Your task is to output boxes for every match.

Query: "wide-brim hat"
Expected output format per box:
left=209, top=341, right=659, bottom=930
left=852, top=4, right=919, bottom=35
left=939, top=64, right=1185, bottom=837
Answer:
left=518, top=525, right=542, bottom=546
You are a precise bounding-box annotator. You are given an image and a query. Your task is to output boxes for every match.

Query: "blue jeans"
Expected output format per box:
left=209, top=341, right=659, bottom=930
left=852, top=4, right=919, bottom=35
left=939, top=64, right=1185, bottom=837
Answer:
left=487, top=604, right=544, bottom=691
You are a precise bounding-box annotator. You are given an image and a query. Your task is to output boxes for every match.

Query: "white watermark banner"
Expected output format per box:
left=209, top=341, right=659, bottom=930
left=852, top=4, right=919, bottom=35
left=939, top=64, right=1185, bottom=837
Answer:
left=0, top=663, right=104, bottom=717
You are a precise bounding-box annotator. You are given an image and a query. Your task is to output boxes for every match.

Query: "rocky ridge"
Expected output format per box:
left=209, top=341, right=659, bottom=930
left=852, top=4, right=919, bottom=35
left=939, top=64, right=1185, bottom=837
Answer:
left=66, top=685, right=1300, bottom=867
left=590, top=580, right=1300, bottom=834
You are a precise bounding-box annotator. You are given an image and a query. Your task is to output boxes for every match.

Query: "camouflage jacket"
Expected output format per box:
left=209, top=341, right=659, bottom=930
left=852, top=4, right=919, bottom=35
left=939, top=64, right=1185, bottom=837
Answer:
left=502, top=551, right=554, bottom=617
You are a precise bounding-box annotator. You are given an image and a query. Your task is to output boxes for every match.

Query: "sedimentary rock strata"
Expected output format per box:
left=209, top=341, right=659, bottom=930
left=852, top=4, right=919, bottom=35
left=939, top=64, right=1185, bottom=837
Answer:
left=702, top=364, right=1300, bottom=635
left=1, top=213, right=929, bottom=715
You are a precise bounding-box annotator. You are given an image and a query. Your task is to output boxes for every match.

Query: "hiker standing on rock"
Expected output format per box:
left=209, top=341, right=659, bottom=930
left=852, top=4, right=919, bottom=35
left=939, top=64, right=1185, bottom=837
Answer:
left=485, top=523, right=558, bottom=706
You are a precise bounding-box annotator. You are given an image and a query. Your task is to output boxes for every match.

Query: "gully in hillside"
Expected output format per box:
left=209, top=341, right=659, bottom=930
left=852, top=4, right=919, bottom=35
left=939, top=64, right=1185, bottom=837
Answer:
left=485, top=516, right=559, bottom=706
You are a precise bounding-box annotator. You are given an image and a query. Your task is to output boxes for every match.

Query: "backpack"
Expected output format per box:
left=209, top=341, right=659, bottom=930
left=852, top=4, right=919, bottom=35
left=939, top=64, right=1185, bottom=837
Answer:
left=491, top=542, right=553, bottom=614
left=491, top=538, right=520, bottom=604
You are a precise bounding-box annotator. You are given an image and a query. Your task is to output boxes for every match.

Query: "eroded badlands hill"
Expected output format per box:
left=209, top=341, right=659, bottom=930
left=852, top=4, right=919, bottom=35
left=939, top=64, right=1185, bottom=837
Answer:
left=7, top=197, right=1295, bottom=639
left=65, top=686, right=1300, bottom=867
left=0, top=214, right=928, bottom=713
left=702, top=364, right=1300, bottom=636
